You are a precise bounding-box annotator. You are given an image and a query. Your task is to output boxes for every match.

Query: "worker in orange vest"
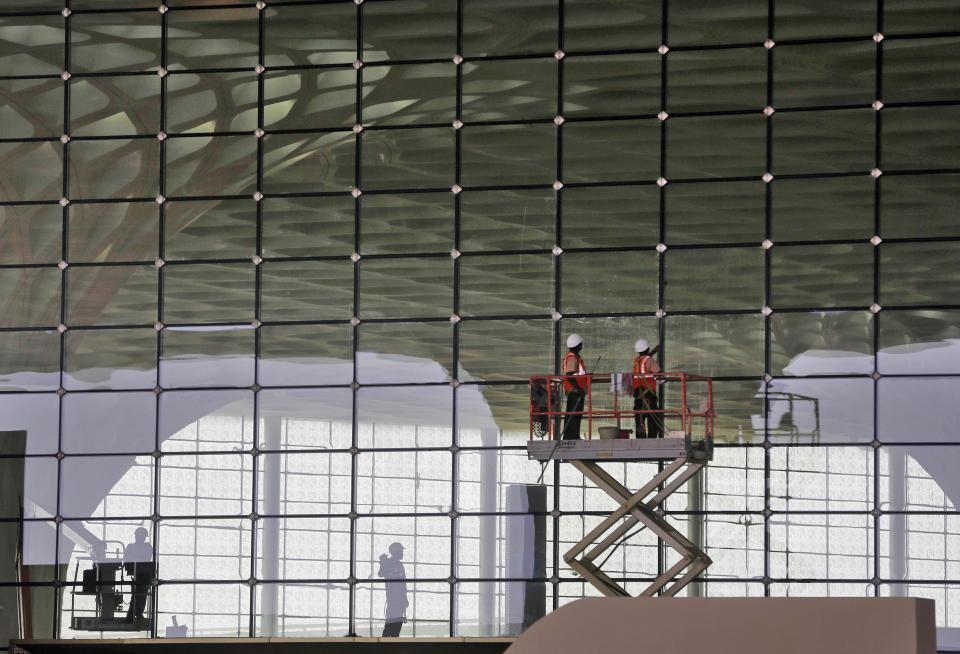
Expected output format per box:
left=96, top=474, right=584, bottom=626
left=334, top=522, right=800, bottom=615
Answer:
left=562, top=333, right=588, bottom=440
left=632, top=338, right=662, bottom=438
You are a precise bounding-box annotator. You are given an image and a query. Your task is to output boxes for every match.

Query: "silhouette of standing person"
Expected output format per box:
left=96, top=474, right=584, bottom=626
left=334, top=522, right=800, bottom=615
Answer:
left=123, top=527, right=154, bottom=622
left=377, top=542, right=408, bottom=637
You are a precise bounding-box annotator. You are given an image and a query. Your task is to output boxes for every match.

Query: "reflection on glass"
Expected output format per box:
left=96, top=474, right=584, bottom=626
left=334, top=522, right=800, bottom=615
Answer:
left=160, top=327, right=255, bottom=388
left=70, top=75, right=161, bottom=137
left=68, top=201, right=158, bottom=262
left=363, top=63, right=454, bottom=126
left=462, top=0, right=557, bottom=57
left=60, top=455, right=155, bottom=518
left=356, top=452, right=452, bottom=513
left=665, top=247, right=763, bottom=311
left=0, top=204, right=62, bottom=265
left=668, top=115, right=765, bottom=179
left=359, top=257, right=452, bottom=319
left=260, top=260, right=354, bottom=322
left=564, top=0, right=661, bottom=51
left=459, top=253, right=553, bottom=317
left=668, top=0, right=767, bottom=45
left=563, top=119, right=660, bottom=183
left=881, top=242, right=960, bottom=306
left=357, top=322, right=452, bottom=384
left=458, top=319, right=553, bottom=383
left=362, top=0, right=456, bottom=62
left=0, top=394, right=59, bottom=454
left=255, top=518, right=351, bottom=580
left=70, top=12, right=160, bottom=73
left=774, top=42, right=875, bottom=107
left=878, top=379, right=960, bottom=443
left=461, top=58, right=556, bottom=122
left=159, top=453, right=253, bottom=516
left=461, top=124, right=555, bottom=187
left=155, top=583, right=250, bottom=637
left=459, top=189, right=554, bottom=252
left=771, top=243, right=873, bottom=308
left=360, top=192, right=452, bottom=255
left=769, top=446, right=873, bottom=511
left=771, top=175, right=874, bottom=242
left=769, top=311, right=874, bottom=376
left=360, top=127, right=454, bottom=190
left=878, top=445, right=959, bottom=512
left=67, top=265, right=157, bottom=327
left=762, top=377, right=874, bottom=443
left=563, top=185, right=658, bottom=248
left=669, top=47, right=766, bottom=112
left=0, top=141, right=62, bottom=202
left=773, top=109, right=874, bottom=174
left=0, top=15, right=64, bottom=76
left=257, top=453, right=352, bottom=514
left=257, top=388, right=353, bottom=450
left=167, top=71, right=260, bottom=134
left=0, top=78, right=63, bottom=139
left=561, top=251, right=657, bottom=314
left=264, top=68, right=357, bottom=130
left=264, top=2, right=356, bottom=67
left=881, top=173, right=960, bottom=238
left=160, top=389, right=253, bottom=453
left=261, top=196, right=355, bottom=258
left=666, top=314, right=765, bottom=377
left=164, top=199, right=257, bottom=261
left=162, top=262, right=255, bottom=324
left=878, top=310, right=960, bottom=375
left=0, top=330, right=60, bottom=392
left=64, top=327, right=157, bottom=391
left=0, top=266, right=60, bottom=328
left=357, top=386, right=453, bottom=448
left=253, top=583, right=350, bottom=636
left=157, top=519, right=250, bottom=581
left=456, top=384, right=532, bottom=446
left=564, top=53, right=659, bottom=118
left=262, top=132, right=356, bottom=194
left=166, top=8, right=258, bottom=71
left=164, top=136, right=258, bottom=198
left=769, top=513, right=873, bottom=579
left=774, top=0, right=875, bottom=39
left=883, top=37, right=960, bottom=104
left=69, top=139, right=160, bottom=200
left=667, top=181, right=765, bottom=245
left=259, top=324, right=354, bottom=387
left=62, top=392, right=156, bottom=454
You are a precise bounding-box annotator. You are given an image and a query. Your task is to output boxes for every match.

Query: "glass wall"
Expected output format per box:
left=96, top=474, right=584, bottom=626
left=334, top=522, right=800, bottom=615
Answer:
left=1, top=0, right=959, bottom=648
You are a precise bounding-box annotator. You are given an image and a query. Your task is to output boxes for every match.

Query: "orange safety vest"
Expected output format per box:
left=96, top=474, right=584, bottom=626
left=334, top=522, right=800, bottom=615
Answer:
left=632, top=355, right=657, bottom=393
left=562, top=351, right=587, bottom=393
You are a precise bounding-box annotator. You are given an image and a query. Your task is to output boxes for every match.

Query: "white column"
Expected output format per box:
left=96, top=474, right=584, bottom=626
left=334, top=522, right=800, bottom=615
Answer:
left=259, top=416, right=282, bottom=635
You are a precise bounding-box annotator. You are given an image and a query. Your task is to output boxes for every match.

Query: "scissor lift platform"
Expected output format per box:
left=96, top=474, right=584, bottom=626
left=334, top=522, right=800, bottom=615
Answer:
left=528, top=371, right=715, bottom=598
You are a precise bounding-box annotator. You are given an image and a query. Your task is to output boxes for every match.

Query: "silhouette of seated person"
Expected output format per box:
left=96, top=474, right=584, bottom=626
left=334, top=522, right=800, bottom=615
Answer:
left=377, top=542, right=409, bottom=637
left=123, top=527, right=155, bottom=622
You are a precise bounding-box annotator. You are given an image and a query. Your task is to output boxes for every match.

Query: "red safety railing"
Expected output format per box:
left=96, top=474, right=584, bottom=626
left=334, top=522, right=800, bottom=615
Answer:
left=529, top=372, right=714, bottom=442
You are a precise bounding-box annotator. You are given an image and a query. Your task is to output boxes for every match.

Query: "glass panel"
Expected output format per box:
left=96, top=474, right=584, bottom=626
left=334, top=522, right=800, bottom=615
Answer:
left=259, top=324, right=354, bottom=387
left=360, top=192, right=452, bottom=255
left=560, top=251, right=657, bottom=314
left=559, top=314, right=659, bottom=372
left=564, top=0, right=661, bottom=51
left=0, top=204, right=62, bottom=265
left=60, top=454, right=155, bottom=518
left=68, top=201, right=158, bottom=263
left=257, top=453, right=352, bottom=514
left=773, top=109, right=874, bottom=175
left=878, top=310, right=960, bottom=375
left=264, top=2, right=356, bottom=67
left=878, top=379, right=960, bottom=443
left=0, top=78, right=62, bottom=139
left=881, top=173, right=960, bottom=238
left=882, top=106, right=960, bottom=171
left=165, top=135, right=257, bottom=198
left=261, top=196, right=355, bottom=258
left=62, top=391, right=156, bottom=454
left=881, top=242, right=960, bottom=307
left=71, top=75, right=161, bottom=137
left=770, top=514, right=874, bottom=579
left=254, top=518, right=351, bottom=579
left=359, top=257, right=452, bottom=319
left=457, top=383, right=534, bottom=444
left=357, top=322, right=452, bottom=384
left=710, top=380, right=766, bottom=442
left=1, top=521, right=55, bottom=581
left=668, top=0, right=768, bottom=46
left=360, top=127, right=454, bottom=191
left=878, top=445, right=959, bottom=511
left=355, top=454, right=452, bottom=512
left=563, top=119, right=660, bottom=183
left=0, top=394, right=59, bottom=454
left=64, top=327, right=157, bottom=391
left=253, top=583, right=350, bottom=636
left=457, top=319, right=554, bottom=383
left=362, top=0, right=456, bottom=62
left=362, top=62, right=454, bottom=126
left=357, top=386, right=453, bottom=448
left=666, top=314, right=766, bottom=377
left=668, top=47, right=766, bottom=112
left=166, top=7, right=259, bottom=71
left=882, top=37, right=960, bottom=104
left=664, top=247, right=763, bottom=311
left=164, top=199, right=257, bottom=261
left=69, top=139, right=160, bottom=200
left=70, top=12, right=161, bottom=73
left=769, top=311, right=874, bottom=376
left=157, top=519, right=251, bottom=581
left=257, top=387, right=354, bottom=450
left=4, top=458, right=57, bottom=518
left=0, top=15, right=64, bottom=76
left=667, top=115, right=766, bottom=179
left=67, top=265, right=156, bottom=327
left=162, top=262, right=255, bottom=324
left=667, top=181, right=765, bottom=245
left=0, top=141, right=62, bottom=202
left=884, top=0, right=960, bottom=35
left=461, top=58, right=556, bottom=122
left=769, top=446, right=874, bottom=511
left=765, top=377, right=874, bottom=443
left=0, top=331, right=60, bottom=391
left=774, top=0, right=875, bottom=39
left=158, top=453, right=253, bottom=516
left=354, top=582, right=448, bottom=636
left=155, top=584, right=250, bottom=636
left=262, top=132, right=356, bottom=194
left=462, top=0, right=558, bottom=57
left=562, top=185, right=659, bottom=248
left=459, top=253, right=553, bottom=317
left=773, top=42, right=875, bottom=107
left=771, top=175, right=875, bottom=241
left=879, top=516, right=960, bottom=581
left=259, top=260, right=354, bottom=322
left=455, top=581, right=549, bottom=636
left=160, top=389, right=253, bottom=452
left=0, top=267, right=60, bottom=328
left=563, top=53, right=660, bottom=118
left=459, top=189, right=554, bottom=252
left=771, top=243, right=874, bottom=309
left=160, top=326, right=256, bottom=388
left=166, top=71, right=259, bottom=134
left=456, top=450, right=555, bottom=511
left=460, top=124, right=556, bottom=187
left=263, top=68, right=356, bottom=130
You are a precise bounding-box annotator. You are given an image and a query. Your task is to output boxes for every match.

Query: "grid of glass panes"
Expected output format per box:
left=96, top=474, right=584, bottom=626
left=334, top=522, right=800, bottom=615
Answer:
left=1, top=0, right=959, bottom=646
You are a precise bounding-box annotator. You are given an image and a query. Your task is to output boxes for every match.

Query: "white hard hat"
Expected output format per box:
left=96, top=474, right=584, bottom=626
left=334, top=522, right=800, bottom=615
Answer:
left=635, top=338, right=650, bottom=353
left=566, top=333, right=583, bottom=348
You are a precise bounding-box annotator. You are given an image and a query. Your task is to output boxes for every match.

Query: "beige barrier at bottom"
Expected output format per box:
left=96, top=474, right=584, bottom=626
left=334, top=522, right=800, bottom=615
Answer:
left=506, top=597, right=936, bottom=654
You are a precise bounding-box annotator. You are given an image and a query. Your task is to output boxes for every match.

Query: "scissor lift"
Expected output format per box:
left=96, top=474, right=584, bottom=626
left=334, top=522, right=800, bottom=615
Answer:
left=527, top=372, right=715, bottom=598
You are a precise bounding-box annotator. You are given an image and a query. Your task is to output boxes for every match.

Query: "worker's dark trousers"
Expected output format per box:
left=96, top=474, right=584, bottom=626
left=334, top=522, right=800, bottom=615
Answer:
left=563, top=389, right=585, bottom=440
left=382, top=619, right=403, bottom=637
left=634, top=390, right=662, bottom=438
left=126, top=574, right=150, bottom=620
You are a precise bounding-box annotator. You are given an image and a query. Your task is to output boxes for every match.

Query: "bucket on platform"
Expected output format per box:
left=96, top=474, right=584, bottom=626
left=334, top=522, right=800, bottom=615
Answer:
left=598, top=426, right=619, bottom=440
